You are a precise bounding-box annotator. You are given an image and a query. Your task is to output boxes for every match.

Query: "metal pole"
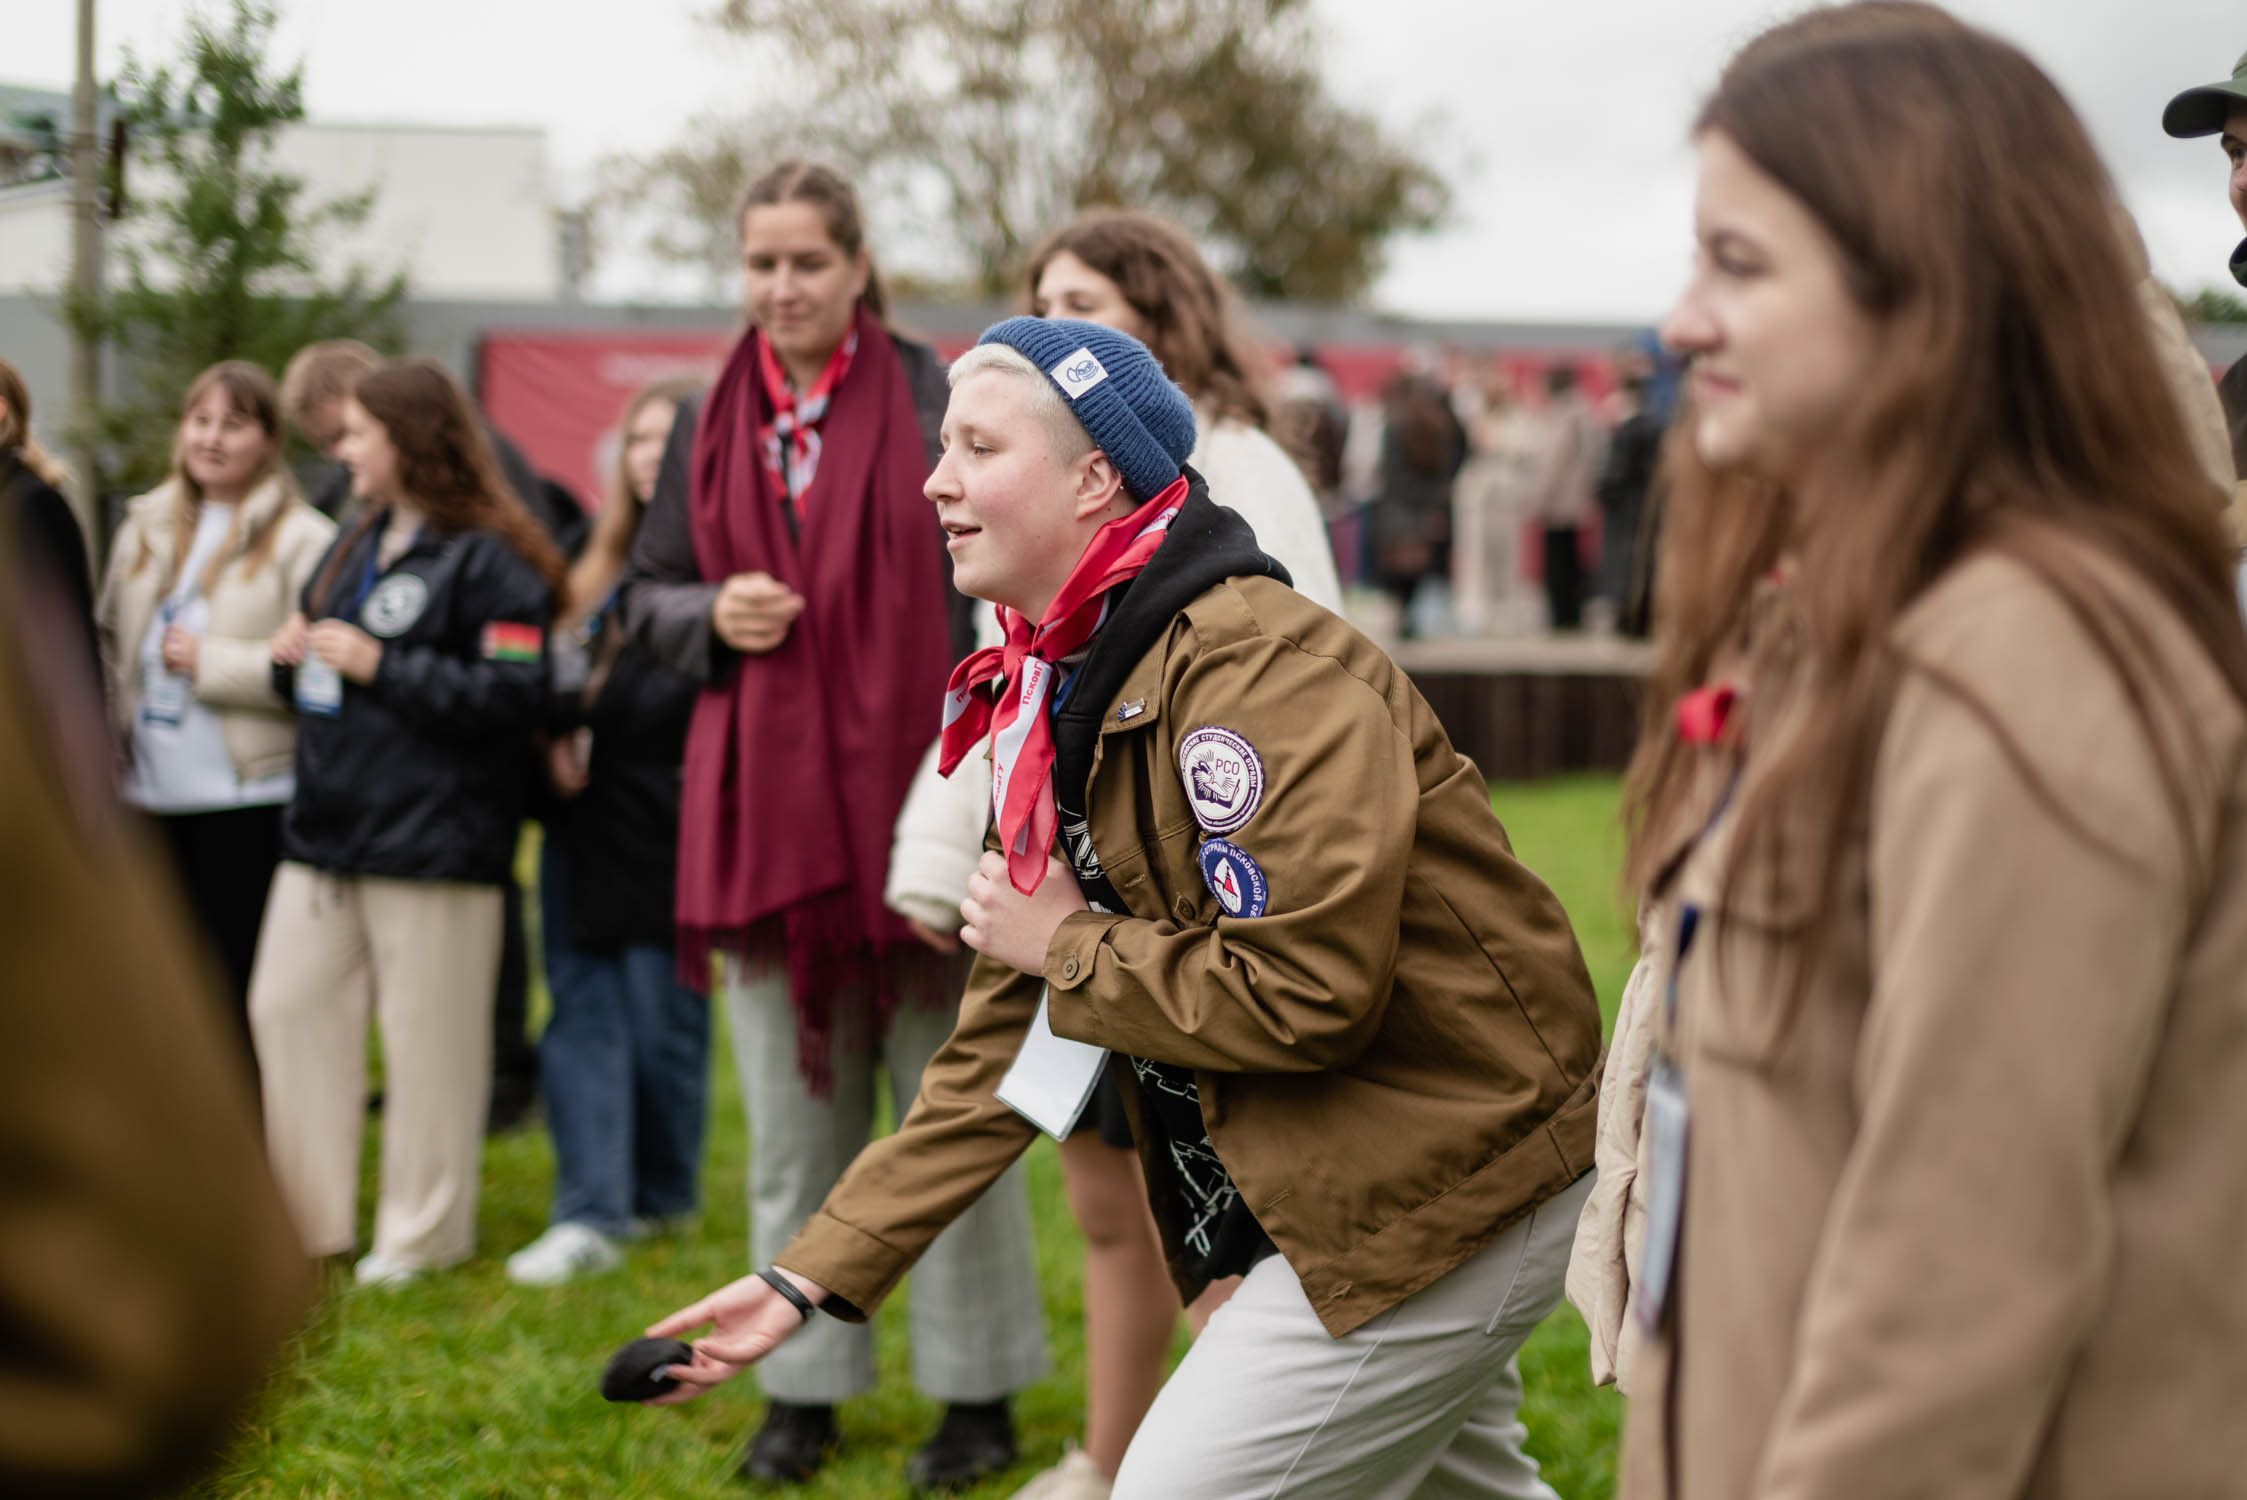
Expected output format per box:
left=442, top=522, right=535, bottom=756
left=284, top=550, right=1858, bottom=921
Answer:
left=67, top=0, right=104, bottom=554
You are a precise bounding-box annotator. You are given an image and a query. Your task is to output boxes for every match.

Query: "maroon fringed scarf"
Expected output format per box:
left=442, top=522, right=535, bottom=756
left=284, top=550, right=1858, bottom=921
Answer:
left=676, top=304, right=952, bottom=1090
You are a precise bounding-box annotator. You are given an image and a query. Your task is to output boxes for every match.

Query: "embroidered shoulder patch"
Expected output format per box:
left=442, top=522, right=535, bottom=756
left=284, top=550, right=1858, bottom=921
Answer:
left=1197, top=838, right=1269, bottom=920
left=481, top=622, right=544, bottom=663
left=1176, top=725, right=1264, bottom=835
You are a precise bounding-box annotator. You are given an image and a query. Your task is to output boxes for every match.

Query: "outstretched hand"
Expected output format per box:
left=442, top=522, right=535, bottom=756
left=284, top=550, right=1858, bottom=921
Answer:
left=640, top=1268, right=828, bottom=1406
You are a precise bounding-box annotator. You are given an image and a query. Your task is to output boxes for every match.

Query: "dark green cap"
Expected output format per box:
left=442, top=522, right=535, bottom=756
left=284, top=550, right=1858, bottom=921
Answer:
left=2163, top=49, right=2247, bottom=138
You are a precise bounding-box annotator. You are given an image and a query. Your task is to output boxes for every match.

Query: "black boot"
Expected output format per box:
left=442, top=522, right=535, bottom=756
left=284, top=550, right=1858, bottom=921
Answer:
left=737, top=1401, right=839, bottom=1484
left=906, top=1398, right=1016, bottom=1492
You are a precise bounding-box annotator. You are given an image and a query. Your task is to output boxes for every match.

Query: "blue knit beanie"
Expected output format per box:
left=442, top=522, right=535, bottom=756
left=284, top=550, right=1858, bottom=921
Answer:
left=975, top=316, right=1197, bottom=504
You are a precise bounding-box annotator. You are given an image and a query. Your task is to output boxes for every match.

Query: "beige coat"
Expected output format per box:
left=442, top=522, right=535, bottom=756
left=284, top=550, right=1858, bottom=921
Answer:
left=1614, top=545, right=2247, bottom=1499
left=1573, top=263, right=2247, bottom=1401
left=97, top=475, right=336, bottom=783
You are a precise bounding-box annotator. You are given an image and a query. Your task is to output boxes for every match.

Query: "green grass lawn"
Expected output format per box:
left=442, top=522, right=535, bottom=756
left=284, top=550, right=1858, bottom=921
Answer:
left=196, top=775, right=1633, bottom=1499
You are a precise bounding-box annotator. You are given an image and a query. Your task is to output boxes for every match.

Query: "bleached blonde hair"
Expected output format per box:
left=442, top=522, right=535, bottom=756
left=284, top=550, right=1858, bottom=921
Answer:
left=947, top=343, right=1094, bottom=465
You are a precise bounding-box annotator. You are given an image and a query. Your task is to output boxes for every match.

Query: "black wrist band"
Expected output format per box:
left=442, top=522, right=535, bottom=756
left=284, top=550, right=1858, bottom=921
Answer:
left=757, top=1267, right=815, bottom=1323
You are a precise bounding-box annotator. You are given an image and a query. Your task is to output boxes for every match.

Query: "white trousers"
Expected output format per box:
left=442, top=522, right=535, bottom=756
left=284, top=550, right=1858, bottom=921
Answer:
left=248, top=862, right=502, bottom=1268
left=724, top=961, right=1049, bottom=1403
left=1114, top=1171, right=1594, bottom=1500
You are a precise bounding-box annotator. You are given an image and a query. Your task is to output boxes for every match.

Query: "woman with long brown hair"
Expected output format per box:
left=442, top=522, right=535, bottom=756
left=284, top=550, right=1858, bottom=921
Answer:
left=1606, top=6, right=2247, bottom=1495
left=505, top=377, right=713, bottom=1287
left=96, top=361, right=336, bottom=1058
left=247, top=356, right=563, bottom=1289
left=618, top=161, right=1045, bottom=1486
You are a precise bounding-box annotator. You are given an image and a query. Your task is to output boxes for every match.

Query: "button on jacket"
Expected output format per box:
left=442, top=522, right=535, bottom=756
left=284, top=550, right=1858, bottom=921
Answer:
left=781, top=560, right=1603, bottom=1338
left=277, top=519, right=553, bottom=885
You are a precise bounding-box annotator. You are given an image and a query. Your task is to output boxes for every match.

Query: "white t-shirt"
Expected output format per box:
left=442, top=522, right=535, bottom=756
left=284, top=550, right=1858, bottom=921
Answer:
left=124, top=502, right=296, bottom=814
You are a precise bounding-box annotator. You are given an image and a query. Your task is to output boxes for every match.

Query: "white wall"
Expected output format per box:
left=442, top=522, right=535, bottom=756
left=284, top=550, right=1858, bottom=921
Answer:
left=0, top=181, right=73, bottom=296
left=0, top=122, right=556, bottom=301
left=268, top=123, right=556, bottom=301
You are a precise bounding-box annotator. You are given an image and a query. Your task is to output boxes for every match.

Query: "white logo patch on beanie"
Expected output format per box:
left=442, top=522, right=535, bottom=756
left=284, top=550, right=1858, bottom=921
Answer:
left=1049, top=348, right=1110, bottom=401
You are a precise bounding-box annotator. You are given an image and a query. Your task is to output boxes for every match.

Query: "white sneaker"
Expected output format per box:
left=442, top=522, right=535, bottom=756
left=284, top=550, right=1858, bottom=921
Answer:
left=352, top=1251, right=423, bottom=1289
left=505, top=1221, right=623, bottom=1286
left=1009, top=1448, right=1112, bottom=1500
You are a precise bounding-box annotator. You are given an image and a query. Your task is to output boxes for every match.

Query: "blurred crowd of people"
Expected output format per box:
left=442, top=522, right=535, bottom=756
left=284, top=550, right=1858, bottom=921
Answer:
left=1274, top=340, right=1673, bottom=642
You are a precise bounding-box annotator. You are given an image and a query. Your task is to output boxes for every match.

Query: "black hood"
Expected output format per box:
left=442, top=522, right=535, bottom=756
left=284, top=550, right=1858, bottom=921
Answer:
left=1051, top=466, right=1289, bottom=835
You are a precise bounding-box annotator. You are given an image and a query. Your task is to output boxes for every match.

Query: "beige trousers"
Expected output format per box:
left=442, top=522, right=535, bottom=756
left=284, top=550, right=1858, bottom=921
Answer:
left=247, top=861, right=503, bottom=1268
left=724, top=960, right=1050, bottom=1403
left=1114, top=1171, right=1594, bottom=1500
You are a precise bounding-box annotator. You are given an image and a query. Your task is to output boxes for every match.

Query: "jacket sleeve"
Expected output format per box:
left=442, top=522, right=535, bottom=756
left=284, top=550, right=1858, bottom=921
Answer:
left=1043, top=635, right=1418, bottom=1073
left=617, top=393, right=730, bottom=684
left=1567, top=935, right=1663, bottom=1394
left=195, top=509, right=336, bottom=711
left=363, top=540, right=552, bottom=739
left=776, top=952, right=1043, bottom=1316
left=1751, top=640, right=2204, bottom=1499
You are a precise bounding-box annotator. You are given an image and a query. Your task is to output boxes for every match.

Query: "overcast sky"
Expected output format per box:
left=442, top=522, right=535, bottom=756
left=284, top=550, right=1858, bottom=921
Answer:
left=14, top=0, right=2247, bottom=323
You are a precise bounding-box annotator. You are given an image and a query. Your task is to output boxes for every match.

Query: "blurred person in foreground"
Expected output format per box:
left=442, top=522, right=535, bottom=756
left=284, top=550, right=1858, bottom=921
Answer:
left=618, top=160, right=1044, bottom=1489
left=96, top=363, right=337, bottom=1074
left=0, top=524, right=312, bottom=1497
left=249, top=358, right=563, bottom=1289
left=640, top=317, right=1603, bottom=1500
left=0, top=357, right=100, bottom=702
left=2161, top=44, right=2247, bottom=602
left=1595, top=6, right=2247, bottom=1495
left=281, top=338, right=585, bottom=1134
left=505, top=376, right=712, bottom=1287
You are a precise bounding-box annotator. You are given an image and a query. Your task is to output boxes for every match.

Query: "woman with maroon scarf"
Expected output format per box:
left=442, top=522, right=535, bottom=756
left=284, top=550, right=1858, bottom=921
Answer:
left=617, top=160, right=1046, bottom=1489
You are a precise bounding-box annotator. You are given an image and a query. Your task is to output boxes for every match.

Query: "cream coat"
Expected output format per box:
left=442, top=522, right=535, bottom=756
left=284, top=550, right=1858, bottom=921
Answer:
left=97, top=475, right=336, bottom=784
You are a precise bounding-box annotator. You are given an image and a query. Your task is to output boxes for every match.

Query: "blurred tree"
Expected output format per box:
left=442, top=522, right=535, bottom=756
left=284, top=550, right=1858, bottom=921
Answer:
left=2179, top=285, right=2247, bottom=326
left=595, top=0, right=1450, bottom=304
left=63, top=0, right=405, bottom=497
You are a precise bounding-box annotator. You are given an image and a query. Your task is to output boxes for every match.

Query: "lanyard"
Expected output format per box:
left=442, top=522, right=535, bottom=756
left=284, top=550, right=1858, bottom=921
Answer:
left=331, top=517, right=391, bottom=620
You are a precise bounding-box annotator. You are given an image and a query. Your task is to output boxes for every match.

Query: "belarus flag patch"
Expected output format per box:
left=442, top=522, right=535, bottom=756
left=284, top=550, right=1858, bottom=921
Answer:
left=481, top=622, right=544, bottom=663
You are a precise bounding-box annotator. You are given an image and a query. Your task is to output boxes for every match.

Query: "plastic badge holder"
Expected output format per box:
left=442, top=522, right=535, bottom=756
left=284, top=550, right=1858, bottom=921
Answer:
left=295, top=657, right=344, bottom=717
left=141, top=664, right=189, bottom=726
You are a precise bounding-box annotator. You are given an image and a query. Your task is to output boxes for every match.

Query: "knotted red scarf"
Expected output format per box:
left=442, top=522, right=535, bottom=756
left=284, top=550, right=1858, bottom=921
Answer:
left=756, top=326, right=855, bottom=500
left=676, top=304, right=952, bottom=1090
left=938, top=478, right=1186, bottom=893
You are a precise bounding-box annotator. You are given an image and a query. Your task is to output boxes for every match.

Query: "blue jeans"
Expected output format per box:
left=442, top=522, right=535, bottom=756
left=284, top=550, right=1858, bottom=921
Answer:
left=538, top=841, right=710, bottom=1237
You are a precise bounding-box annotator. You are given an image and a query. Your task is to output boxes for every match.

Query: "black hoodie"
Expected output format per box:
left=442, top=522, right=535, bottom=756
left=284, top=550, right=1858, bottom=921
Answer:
left=1048, top=468, right=1294, bottom=1282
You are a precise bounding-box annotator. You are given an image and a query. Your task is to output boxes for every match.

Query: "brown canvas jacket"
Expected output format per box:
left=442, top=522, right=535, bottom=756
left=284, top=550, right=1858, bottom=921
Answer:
left=1618, top=546, right=2247, bottom=1499
left=782, top=573, right=1603, bottom=1337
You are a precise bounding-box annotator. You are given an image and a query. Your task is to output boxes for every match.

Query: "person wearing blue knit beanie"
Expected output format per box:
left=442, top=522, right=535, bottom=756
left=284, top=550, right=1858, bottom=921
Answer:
left=642, top=316, right=1602, bottom=1500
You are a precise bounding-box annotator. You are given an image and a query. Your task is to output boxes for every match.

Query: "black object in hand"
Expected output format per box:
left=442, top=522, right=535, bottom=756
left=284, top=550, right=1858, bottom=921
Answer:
left=601, top=1337, right=694, bottom=1402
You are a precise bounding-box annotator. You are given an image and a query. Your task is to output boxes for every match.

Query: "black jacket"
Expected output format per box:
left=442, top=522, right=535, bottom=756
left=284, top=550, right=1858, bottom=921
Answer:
left=276, top=515, right=553, bottom=884
left=543, top=616, right=698, bottom=951
left=617, top=331, right=975, bottom=680
left=1, top=451, right=100, bottom=706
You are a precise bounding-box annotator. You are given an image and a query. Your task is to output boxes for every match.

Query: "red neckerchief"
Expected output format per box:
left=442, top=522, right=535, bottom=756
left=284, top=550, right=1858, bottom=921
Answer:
left=755, top=327, right=857, bottom=502
left=939, top=477, right=1187, bottom=893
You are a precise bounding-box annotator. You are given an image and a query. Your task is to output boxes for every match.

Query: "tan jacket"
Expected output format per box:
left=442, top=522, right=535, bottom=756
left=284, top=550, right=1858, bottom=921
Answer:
left=97, top=475, right=336, bottom=783
left=1617, top=546, right=2247, bottom=1499
left=786, top=574, right=1603, bottom=1337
